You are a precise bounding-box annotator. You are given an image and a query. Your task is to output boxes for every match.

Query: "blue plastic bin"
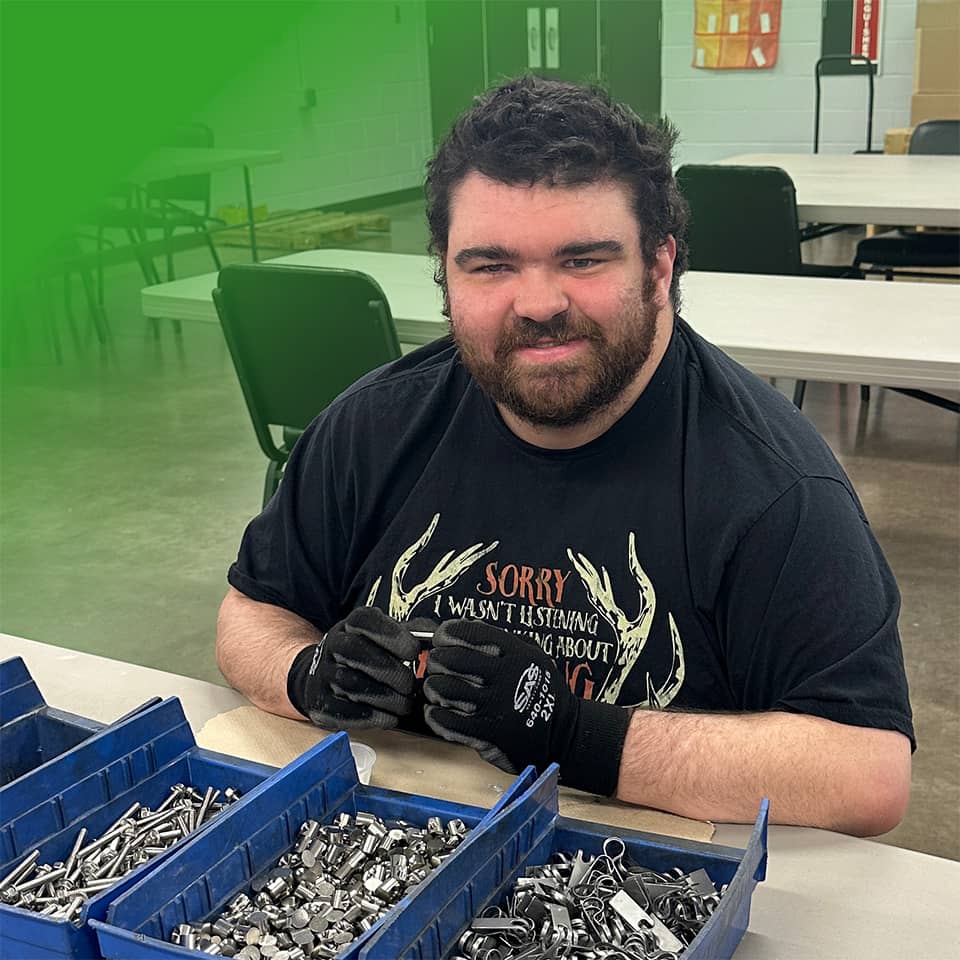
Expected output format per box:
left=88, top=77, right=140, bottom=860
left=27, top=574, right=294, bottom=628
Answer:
left=0, top=657, right=104, bottom=786
left=0, top=698, right=278, bottom=960
left=92, top=733, right=547, bottom=960
left=360, top=798, right=769, bottom=960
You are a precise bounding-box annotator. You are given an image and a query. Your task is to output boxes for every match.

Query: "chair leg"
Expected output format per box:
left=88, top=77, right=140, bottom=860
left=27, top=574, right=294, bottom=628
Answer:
left=39, top=277, right=63, bottom=364
left=263, top=460, right=284, bottom=508
left=792, top=379, right=807, bottom=409
left=96, top=225, right=107, bottom=307
left=164, top=226, right=175, bottom=281
left=62, top=273, right=82, bottom=351
left=126, top=228, right=161, bottom=285
left=860, top=385, right=871, bottom=404
left=204, top=229, right=222, bottom=271
left=77, top=264, right=109, bottom=345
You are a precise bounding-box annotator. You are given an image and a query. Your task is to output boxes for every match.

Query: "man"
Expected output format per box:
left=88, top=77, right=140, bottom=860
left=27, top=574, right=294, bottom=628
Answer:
left=218, top=76, right=913, bottom=836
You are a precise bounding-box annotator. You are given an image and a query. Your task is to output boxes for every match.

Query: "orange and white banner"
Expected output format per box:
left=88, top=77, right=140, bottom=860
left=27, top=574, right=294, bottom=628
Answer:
left=693, top=1, right=783, bottom=70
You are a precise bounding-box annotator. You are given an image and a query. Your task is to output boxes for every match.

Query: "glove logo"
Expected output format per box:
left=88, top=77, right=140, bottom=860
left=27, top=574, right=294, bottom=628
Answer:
left=514, top=663, right=541, bottom=714
left=514, top=663, right=555, bottom=729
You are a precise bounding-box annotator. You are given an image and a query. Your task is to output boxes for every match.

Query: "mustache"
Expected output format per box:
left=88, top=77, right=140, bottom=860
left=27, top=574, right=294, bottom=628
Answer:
left=495, top=313, right=601, bottom=356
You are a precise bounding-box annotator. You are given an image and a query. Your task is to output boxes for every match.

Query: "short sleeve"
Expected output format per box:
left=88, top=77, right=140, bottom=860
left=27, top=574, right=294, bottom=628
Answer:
left=719, top=477, right=915, bottom=749
left=227, top=414, right=348, bottom=632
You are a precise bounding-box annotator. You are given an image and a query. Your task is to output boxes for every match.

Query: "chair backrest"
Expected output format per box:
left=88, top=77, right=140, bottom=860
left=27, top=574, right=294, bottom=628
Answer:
left=213, top=263, right=402, bottom=462
left=147, top=123, right=215, bottom=207
left=675, top=164, right=803, bottom=275
left=908, top=119, right=960, bottom=155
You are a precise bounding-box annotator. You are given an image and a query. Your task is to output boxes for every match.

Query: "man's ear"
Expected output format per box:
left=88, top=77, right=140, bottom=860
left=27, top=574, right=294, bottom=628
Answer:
left=650, top=235, right=676, bottom=308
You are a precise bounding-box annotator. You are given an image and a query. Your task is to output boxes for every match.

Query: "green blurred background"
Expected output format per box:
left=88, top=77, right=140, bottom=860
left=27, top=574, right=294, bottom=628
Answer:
left=2, top=2, right=295, bottom=289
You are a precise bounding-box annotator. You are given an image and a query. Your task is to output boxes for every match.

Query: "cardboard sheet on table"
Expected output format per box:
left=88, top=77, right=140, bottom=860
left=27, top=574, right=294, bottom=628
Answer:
left=198, top=706, right=714, bottom=842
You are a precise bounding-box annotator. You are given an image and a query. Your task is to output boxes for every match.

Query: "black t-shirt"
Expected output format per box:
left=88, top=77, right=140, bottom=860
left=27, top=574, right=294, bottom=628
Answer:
left=229, top=319, right=914, bottom=746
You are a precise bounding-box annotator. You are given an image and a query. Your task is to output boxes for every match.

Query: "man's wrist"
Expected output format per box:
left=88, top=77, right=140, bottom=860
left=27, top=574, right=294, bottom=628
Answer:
left=556, top=698, right=632, bottom=796
left=286, top=641, right=322, bottom=718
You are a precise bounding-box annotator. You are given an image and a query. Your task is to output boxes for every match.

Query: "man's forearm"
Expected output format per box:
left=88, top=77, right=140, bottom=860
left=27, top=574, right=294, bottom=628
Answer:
left=216, top=587, right=321, bottom=719
left=616, top=709, right=911, bottom=837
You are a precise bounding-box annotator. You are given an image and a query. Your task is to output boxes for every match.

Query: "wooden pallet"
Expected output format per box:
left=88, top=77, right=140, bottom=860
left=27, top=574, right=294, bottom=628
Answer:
left=215, top=209, right=390, bottom=250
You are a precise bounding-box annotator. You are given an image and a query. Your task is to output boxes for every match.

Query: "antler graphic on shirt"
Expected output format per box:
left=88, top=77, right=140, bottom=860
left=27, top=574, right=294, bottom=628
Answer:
left=370, top=513, right=498, bottom=621
left=645, top=612, right=685, bottom=709
left=567, top=532, right=684, bottom=707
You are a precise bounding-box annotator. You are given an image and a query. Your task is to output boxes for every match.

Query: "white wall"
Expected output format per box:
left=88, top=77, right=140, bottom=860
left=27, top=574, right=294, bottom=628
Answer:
left=662, top=0, right=918, bottom=163
left=197, top=1, right=433, bottom=215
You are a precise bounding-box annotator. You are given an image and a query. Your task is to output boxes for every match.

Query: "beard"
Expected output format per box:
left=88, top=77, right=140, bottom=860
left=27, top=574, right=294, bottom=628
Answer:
left=449, top=275, right=659, bottom=428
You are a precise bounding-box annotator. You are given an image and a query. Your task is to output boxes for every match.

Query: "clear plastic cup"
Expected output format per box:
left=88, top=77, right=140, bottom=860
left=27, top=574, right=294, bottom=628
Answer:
left=349, top=741, right=376, bottom=785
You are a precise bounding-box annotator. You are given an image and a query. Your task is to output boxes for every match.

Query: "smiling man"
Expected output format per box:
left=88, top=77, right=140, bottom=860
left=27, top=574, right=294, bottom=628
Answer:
left=217, top=76, right=914, bottom=836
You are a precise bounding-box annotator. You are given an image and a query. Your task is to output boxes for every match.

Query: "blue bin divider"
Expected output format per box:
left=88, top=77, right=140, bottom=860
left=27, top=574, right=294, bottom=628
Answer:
left=91, top=734, right=556, bottom=960
left=1, top=657, right=44, bottom=723
left=0, top=657, right=105, bottom=786
left=361, top=797, right=769, bottom=960
left=0, top=698, right=278, bottom=960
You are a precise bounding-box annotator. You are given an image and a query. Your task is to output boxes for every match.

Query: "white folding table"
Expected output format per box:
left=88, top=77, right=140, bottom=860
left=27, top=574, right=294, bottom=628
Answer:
left=713, top=152, right=960, bottom=228
left=140, top=249, right=960, bottom=398
left=3, top=633, right=959, bottom=960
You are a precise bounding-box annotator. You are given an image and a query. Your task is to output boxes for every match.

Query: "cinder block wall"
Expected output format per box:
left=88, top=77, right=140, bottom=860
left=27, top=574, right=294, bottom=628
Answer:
left=662, top=0, right=918, bottom=163
left=198, top=1, right=432, bottom=215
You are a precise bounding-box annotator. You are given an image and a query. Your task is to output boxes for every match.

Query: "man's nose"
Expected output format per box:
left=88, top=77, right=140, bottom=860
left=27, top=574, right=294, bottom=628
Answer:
left=512, top=268, right=570, bottom=323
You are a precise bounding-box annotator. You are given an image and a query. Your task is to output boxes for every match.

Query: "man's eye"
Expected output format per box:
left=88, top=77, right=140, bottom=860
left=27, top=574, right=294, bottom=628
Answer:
left=566, top=258, right=602, bottom=269
left=475, top=264, right=509, bottom=274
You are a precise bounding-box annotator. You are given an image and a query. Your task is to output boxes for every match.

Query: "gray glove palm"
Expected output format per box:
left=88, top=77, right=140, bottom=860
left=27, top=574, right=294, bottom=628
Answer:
left=287, top=607, right=425, bottom=730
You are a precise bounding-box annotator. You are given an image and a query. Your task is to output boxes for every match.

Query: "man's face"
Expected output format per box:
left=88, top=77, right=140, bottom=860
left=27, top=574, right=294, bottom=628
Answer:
left=444, top=172, right=671, bottom=429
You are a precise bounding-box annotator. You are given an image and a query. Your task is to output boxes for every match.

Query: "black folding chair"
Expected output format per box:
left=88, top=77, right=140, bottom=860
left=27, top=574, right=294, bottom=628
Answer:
left=854, top=119, right=960, bottom=281
left=213, top=263, right=402, bottom=506
left=676, top=164, right=861, bottom=407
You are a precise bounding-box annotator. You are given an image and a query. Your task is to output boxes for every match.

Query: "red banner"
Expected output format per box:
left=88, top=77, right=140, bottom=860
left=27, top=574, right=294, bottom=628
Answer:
left=852, top=0, right=881, bottom=63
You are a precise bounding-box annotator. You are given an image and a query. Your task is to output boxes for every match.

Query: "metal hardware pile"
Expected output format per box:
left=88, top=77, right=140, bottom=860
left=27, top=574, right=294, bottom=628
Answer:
left=453, top=837, right=724, bottom=960
left=169, top=811, right=470, bottom=958
left=0, top=784, right=241, bottom=924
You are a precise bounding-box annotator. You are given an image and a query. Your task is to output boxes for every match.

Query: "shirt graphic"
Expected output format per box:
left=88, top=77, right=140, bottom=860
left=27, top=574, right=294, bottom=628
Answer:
left=365, top=513, right=685, bottom=709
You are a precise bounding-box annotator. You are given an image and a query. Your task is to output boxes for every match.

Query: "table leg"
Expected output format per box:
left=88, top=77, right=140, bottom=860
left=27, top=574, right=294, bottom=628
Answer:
left=243, top=165, right=258, bottom=262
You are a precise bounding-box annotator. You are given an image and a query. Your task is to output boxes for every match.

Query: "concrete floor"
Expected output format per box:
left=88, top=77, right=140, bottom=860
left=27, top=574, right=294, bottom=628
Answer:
left=1, top=205, right=957, bottom=860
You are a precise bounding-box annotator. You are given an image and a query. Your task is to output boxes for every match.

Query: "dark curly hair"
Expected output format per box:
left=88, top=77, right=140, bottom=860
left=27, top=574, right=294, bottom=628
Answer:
left=425, top=74, right=689, bottom=313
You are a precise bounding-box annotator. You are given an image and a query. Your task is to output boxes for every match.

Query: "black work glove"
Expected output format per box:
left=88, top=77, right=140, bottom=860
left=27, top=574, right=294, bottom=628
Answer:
left=423, top=619, right=631, bottom=796
left=287, top=607, right=428, bottom=731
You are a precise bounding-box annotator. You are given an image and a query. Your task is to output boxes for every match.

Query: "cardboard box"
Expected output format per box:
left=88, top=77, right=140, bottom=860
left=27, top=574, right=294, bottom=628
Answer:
left=914, top=28, right=960, bottom=92
left=916, top=0, right=960, bottom=30
left=884, top=127, right=914, bottom=153
left=911, top=91, right=960, bottom=125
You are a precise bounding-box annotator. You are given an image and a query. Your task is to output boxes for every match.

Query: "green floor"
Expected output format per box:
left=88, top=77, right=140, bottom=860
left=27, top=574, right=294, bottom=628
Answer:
left=1, top=208, right=957, bottom=860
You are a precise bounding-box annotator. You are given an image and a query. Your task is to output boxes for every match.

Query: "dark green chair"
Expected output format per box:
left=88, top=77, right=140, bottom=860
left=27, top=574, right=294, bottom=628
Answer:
left=676, top=164, right=861, bottom=407
left=213, top=263, right=402, bottom=506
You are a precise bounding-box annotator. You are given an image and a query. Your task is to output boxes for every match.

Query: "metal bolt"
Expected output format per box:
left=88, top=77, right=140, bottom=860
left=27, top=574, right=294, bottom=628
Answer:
left=0, top=850, right=40, bottom=890
left=3, top=783, right=240, bottom=925
left=15, top=866, right=67, bottom=893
